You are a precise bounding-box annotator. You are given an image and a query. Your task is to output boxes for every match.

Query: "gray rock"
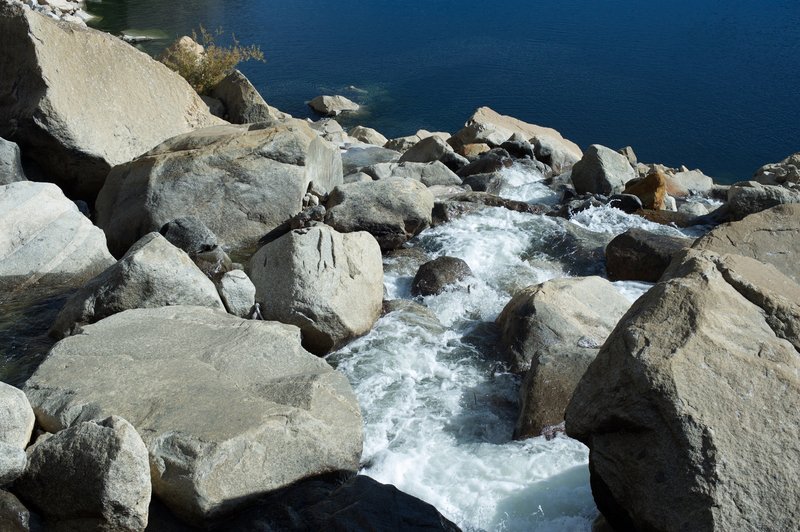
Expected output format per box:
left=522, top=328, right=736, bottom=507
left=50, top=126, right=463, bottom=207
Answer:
left=693, top=203, right=800, bottom=283
left=343, top=171, right=373, bottom=183
left=309, top=118, right=346, bottom=144
left=0, top=137, right=26, bottom=184
left=363, top=161, right=462, bottom=187
left=605, top=228, right=692, bottom=282
left=249, top=226, right=383, bottom=354
left=217, top=269, right=256, bottom=318
left=0, top=444, right=26, bottom=486
left=341, top=145, right=400, bottom=175
left=200, top=95, right=226, bottom=118
left=498, top=277, right=632, bottom=437
left=669, top=169, right=715, bottom=196
left=532, top=135, right=581, bottom=175
left=25, top=306, right=363, bottom=523
left=0, top=182, right=115, bottom=292
left=384, top=134, right=422, bottom=153
left=0, top=490, right=30, bottom=532
left=96, top=121, right=342, bottom=257
left=411, top=256, right=473, bottom=296
left=608, top=193, right=643, bottom=214
left=677, top=200, right=710, bottom=216
left=617, top=146, right=637, bottom=167
left=753, top=152, right=800, bottom=186
left=15, top=416, right=151, bottom=531
left=325, top=178, right=434, bottom=250
left=308, top=95, right=360, bottom=116
left=500, top=133, right=535, bottom=159
left=209, top=69, right=278, bottom=124
left=159, top=216, right=218, bottom=255
left=0, top=382, right=35, bottom=449
left=571, top=144, right=637, bottom=196
left=348, top=125, right=388, bottom=146
left=456, top=148, right=512, bottom=178
left=50, top=233, right=224, bottom=339
left=398, top=135, right=453, bottom=164
left=725, top=181, right=800, bottom=220
left=0, top=5, right=221, bottom=200
left=566, top=250, right=800, bottom=531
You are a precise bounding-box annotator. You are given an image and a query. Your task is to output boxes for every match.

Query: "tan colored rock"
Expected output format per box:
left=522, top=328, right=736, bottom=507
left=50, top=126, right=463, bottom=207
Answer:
left=0, top=6, right=222, bottom=199
left=458, top=143, right=491, bottom=158
left=623, top=168, right=667, bottom=209
left=753, top=152, right=800, bottom=186
left=348, top=126, right=388, bottom=146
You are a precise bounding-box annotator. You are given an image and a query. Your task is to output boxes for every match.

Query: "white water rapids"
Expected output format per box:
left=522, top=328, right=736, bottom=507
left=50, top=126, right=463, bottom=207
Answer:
left=328, top=164, right=702, bottom=531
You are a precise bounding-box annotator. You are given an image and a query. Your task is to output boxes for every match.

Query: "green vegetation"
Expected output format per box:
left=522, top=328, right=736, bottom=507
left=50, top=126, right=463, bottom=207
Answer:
left=160, top=26, right=264, bottom=95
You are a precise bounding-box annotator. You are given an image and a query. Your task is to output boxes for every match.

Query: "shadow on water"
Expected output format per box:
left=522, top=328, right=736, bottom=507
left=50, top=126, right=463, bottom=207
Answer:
left=0, top=285, right=73, bottom=387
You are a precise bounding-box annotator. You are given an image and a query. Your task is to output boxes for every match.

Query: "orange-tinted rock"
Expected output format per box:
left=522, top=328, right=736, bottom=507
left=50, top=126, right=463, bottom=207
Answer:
left=624, top=169, right=667, bottom=209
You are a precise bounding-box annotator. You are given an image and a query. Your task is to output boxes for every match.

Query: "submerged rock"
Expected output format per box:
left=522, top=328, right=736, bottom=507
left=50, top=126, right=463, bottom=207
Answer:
left=566, top=250, right=800, bottom=531
left=25, top=306, right=363, bottom=523
left=50, top=232, right=224, bottom=338
left=0, top=182, right=115, bottom=293
left=96, top=121, right=342, bottom=257
left=249, top=226, right=383, bottom=354
left=15, top=416, right=151, bottom=531
left=0, top=4, right=221, bottom=200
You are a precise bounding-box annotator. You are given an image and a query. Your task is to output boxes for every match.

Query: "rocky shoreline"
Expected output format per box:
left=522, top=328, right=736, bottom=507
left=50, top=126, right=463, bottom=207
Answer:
left=1, top=2, right=799, bottom=530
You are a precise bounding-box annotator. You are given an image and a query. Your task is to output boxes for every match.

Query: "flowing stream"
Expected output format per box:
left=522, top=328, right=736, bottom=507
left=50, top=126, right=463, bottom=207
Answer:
left=329, top=163, right=702, bottom=530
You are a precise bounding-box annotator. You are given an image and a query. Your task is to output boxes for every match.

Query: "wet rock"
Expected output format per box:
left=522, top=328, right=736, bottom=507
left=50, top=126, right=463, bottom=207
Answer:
left=752, top=152, right=800, bottom=186
left=634, top=208, right=701, bottom=228
left=209, top=69, right=280, bottom=124
left=461, top=172, right=502, bottom=193
left=566, top=250, right=800, bottom=531
left=607, top=193, right=643, bottom=214
left=215, top=474, right=460, bottom=532
left=325, top=178, right=434, bottom=250
left=25, top=306, right=363, bottom=523
left=725, top=180, right=800, bottom=220
left=348, top=125, right=389, bottom=146
left=0, top=5, right=221, bottom=200
left=15, top=416, right=151, bottom=531
left=0, top=182, right=115, bottom=293
left=605, top=228, right=692, bottom=282
left=693, top=203, right=800, bottom=283
left=0, top=382, right=35, bottom=449
left=623, top=168, right=667, bottom=209
left=216, top=269, right=256, bottom=318
left=411, top=256, right=473, bottom=296
left=249, top=226, right=383, bottom=354
left=456, top=148, right=512, bottom=178
left=431, top=201, right=486, bottom=226
left=571, top=144, right=637, bottom=196
left=0, top=490, right=31, bottom=532
left=446, top=191, right=549, bottom=215
left=159, top=216, right=218, bottom=255
left=0, top=137, right=26, bottom=185
left=308, top=95, right=360, bottom=116
left=50, top=233, right=224, bottom=338
left=96, top=121, right=342, bottom=256
left=500, top=133, right=534, bottom=159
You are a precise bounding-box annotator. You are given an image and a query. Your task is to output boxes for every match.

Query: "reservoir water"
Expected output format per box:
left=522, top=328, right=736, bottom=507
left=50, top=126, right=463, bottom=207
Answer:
left=87, top=0, right=800, bottom=183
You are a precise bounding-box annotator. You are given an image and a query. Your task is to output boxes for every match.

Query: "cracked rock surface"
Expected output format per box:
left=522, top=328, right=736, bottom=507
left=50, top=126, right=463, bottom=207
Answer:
left=566, top=249, right=800, bottom=532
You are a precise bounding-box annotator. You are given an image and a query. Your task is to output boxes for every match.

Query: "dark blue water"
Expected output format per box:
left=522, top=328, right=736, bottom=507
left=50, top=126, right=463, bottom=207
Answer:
left=90, top=0, right=800, bottom=183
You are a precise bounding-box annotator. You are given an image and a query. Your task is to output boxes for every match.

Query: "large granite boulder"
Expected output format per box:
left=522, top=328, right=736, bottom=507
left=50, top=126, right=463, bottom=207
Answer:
left=24, top=306, right=363, bottom=523
left=571, top=145, right=637, bottom=196
left=0, top=182, right=115, bottom=291
left=50, top=233, right=225, bottom=339
left=0, top=138, right=26, bottom=185
left=693, top=203, right=800, bottom=283
left=0, top=382, right=35, bottom=450
left=0, top=4, right=221, bottom=200
left=15, top=416, right=151, bottom=531
left=325, top=178, right=435, bottom=250
left=605, top=228, right=692, bottom=282
left=753, top=152, right=800, bottom=186
left=725, top=181, right=800, bottom=220
left=566, top=250, right=800, bottom=531
left=348, top=125, right=388, bottom=147
left=96, top=121, right=342, bottom=256
left=209, top=69, right=280, bottom=124
left=498, top=277, right=632, bottom=438
left=308, top=95, right=360, bottom=116
left=449, top=107, right=581, bottom=173
left=249, top=226, right=383, bottom=354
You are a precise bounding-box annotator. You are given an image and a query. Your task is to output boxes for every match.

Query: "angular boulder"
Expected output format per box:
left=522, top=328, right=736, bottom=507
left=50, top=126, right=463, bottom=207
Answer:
left=15, top=416, right=151, bottom=531
left=209, top=69, right=279, bottom=124
left=571, top=144, right=637, bottom=196
left=308, top=95, right=360, bottom=116
left=498, top=277, right=632, bottom=437
left=566, top=250, right=800, bottom=531
left=216, top=269, right=256, bottom=318
left=50, top=233, right=224, bottom=339
left=0, top=382, right=35, bottom=450
left=325, top=178, right=434, bottom=250
left=348, top=125, right=388, bottom=146
left=725, top=181, right=800, bottom=220
left=96, top=121, right=342, bottom=256
left=605, top=228, right=692, bottom=282
left=399, top=135, right=453, bottom=164
left=0, top=182, right=114, bottom=291
left=0, top=137, right=26, bottom=185
left=24, top=306, right=363, bottom=523
left=249, top=226, right=383, bottom=354
left=692, top=203, right=800, bottom=283
left=0, top=5, right=221, bottom=200
left=158, top=216, right=218, bottom=256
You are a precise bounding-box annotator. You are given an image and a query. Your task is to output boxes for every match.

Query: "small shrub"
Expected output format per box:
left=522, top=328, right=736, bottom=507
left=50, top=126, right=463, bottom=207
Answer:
left=160, top=26, right=264, bottom=95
